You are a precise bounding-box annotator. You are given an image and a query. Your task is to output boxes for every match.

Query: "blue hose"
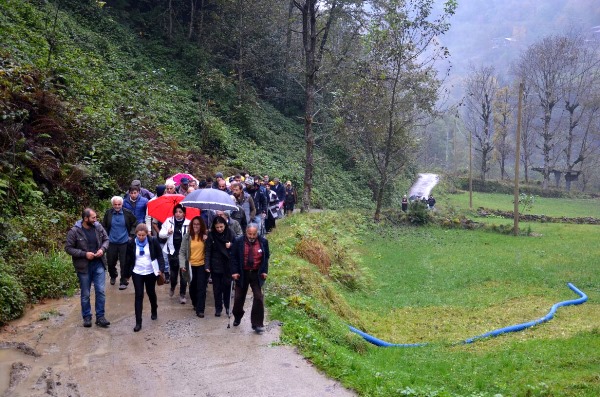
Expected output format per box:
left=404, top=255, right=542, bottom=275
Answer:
left=349, top=283, right=588, bottom=347
left=348, top=325, right=427, bottom=347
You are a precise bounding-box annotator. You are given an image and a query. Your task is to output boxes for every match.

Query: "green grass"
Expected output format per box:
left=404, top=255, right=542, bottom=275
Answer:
left=443, top=191, right=600, bottom=218
left=267, top=206, right=600, bottom=397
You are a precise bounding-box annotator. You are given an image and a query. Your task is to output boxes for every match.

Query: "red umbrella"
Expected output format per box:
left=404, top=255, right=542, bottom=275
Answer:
left=170, top=173, right=196, bottom=186
left=147, top=194, right=200, bottom=223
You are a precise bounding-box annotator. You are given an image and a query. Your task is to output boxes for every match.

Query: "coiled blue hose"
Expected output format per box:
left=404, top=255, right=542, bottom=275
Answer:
left=349, top=283, right=588, bottom=347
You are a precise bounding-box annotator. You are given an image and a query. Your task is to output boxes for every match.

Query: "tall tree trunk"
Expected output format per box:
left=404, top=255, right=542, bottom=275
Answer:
left=237, top=0, right=244, bottom=106
left=188, top=0, right=196, bottom=40
left=283, top=0, right=295, bottom=111
left=298, top=0, right=317, bottom=212
left=198, top=0, right=205, bottom=39
left=168, top=0, right=173, bottom=41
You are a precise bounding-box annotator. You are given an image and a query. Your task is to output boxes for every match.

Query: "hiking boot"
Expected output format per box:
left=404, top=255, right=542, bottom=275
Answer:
left=179, top=295, right=186, bottom=304
left=110, top=277, right=116, bottom=285
left=83, top=317, right=92, bottom=328
left=95, top=317, right=110, bottom=327
left=119, top=284, right=127, bottom=290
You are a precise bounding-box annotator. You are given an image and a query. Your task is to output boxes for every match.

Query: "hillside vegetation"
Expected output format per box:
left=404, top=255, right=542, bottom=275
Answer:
left=0, top=0, right=371, bottom=322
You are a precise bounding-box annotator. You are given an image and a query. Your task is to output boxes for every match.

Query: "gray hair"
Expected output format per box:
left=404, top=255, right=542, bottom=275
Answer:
left=165, top=178, right=176, bottom=188
left=111, top=196, right=123, bottom=204
left=246, top=222, right=260, bottom=232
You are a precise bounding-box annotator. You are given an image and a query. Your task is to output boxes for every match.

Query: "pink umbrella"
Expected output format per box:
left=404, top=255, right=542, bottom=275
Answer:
left=170, top=173, right=196, bottom=186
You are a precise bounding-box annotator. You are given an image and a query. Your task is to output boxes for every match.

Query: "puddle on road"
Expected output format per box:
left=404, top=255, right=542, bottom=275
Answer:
left=0, top=348, right=32, bottom=392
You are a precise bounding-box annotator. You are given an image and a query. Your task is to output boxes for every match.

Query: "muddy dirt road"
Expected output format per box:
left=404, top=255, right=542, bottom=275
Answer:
left=0, top=278, right=355, bottom=397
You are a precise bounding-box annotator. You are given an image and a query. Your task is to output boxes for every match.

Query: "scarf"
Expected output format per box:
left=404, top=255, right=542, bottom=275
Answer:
left=135, top=237, right=148, bottom=256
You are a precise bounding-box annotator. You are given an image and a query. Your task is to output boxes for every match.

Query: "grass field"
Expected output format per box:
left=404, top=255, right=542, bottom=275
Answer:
left=442, top=191, right=600, bottom=218
left=268, top=197, right=600, bottom=397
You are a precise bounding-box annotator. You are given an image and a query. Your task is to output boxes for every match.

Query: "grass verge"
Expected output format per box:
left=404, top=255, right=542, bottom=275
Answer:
left=266, top=209, right=600, bottom=396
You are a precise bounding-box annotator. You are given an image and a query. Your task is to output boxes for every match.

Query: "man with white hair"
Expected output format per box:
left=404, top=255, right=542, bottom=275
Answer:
left=102, top=196, right=138, bottom=289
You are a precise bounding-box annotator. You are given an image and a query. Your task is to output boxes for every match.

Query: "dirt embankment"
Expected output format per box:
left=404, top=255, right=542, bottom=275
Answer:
left=0, top=279, right=355, bottom=397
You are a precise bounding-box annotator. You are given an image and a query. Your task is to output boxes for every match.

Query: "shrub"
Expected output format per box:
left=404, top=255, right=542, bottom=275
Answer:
left=294, top=238, right=331, bottom=274
left=0, top=259, right=26, bottom=324
left=20, top=250, right=78, bottom=303
left=407, top=200, right=431, bottom=225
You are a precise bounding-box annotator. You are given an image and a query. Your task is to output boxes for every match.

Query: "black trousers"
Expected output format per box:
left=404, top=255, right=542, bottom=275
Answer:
left=106, top=242, right=127, bottom=284
left=168, top=254, right=187, bottom=296
left=211, top=272, right=232, bottom=315
left=232, top=270, right=264, bottom=327
left=190, top=266, right=209, bottom=314
left=131, top=272, right=158, bottom=324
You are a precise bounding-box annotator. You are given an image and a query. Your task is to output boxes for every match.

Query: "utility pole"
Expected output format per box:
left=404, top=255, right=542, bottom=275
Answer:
left=513, top=82, right=523, bottom=236
left=469, top=127, right=473, bottom=209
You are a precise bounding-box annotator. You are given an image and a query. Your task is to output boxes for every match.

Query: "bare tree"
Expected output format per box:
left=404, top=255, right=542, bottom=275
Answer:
left=560, top=35, right=600, bottom=191
left=519, top=84, right=536, bottom=183
left=516, top=35, right=576, bottom=190
left=463, top=65, right=498, bottom=181
left=493, top=85, right=515, bottom=180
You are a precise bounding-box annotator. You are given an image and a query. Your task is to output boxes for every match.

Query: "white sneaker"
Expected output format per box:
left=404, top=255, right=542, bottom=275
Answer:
left=179, top=296, right=186, bottom=304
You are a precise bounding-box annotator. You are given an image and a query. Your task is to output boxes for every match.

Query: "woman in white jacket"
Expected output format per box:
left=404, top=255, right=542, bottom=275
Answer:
left=159, top=204, right=190, bottom=303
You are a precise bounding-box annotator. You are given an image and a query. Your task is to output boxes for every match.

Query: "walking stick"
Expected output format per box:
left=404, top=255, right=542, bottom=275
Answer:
left=227, top=279, right=235, bottom=329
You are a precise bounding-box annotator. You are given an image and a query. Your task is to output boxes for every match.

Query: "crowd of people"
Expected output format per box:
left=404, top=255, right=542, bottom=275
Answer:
left=65, top=171, right=297, bottom=334
left=402, top=194, right=436, bottom=212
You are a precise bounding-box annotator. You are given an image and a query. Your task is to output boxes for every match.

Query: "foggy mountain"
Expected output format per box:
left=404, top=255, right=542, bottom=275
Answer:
left=439, top=0, right=600, bottom=100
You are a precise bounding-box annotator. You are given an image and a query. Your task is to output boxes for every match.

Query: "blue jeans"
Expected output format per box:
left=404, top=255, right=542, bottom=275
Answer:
left=77, top=261, right=106, bottom=319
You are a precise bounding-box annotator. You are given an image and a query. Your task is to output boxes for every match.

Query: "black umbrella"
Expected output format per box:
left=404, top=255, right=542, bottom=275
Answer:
left=180, top=188, right=238, bottom=211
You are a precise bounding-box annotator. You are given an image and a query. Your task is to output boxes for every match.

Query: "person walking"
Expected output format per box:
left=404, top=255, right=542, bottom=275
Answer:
left=179, top=216, right=209, bottom=317
left=123, top=185, right=149, bottom=225
left=216, top=210, right=243, bottom=238
left=231, top=223, right=269, bottom=334
left=205, top=216, right=235, bottom=317
left=159, top=204, right=191, bottom=303
left=124, top=224, right=165, bottom=332
left=245, top=177, right=267, bottom=235
left=130, top=179, right=155, bottom=201
left=230, top=182, right=256, bottom=233
left=427, top=194, right=436, bottom=210
left=102, top=196, right=137, bottom=290
left=264, top=183, right=279, bottom=233
left=65, top=208, right=111, bottom=328
left=283, top=180, right=297, bottom=215
left=401, top=195, right=408, bottom=212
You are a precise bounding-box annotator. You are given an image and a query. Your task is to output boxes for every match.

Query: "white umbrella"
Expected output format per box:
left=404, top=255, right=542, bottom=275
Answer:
left=180, top=188, right=238, bottom=211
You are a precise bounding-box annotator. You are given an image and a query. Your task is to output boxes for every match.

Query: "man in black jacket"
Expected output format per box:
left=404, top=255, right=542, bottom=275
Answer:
left=65, top=208, right=111, bottom=328
left=245, top=177, right=267, bottom=235
left=230, top=223, right=269, bottom=334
